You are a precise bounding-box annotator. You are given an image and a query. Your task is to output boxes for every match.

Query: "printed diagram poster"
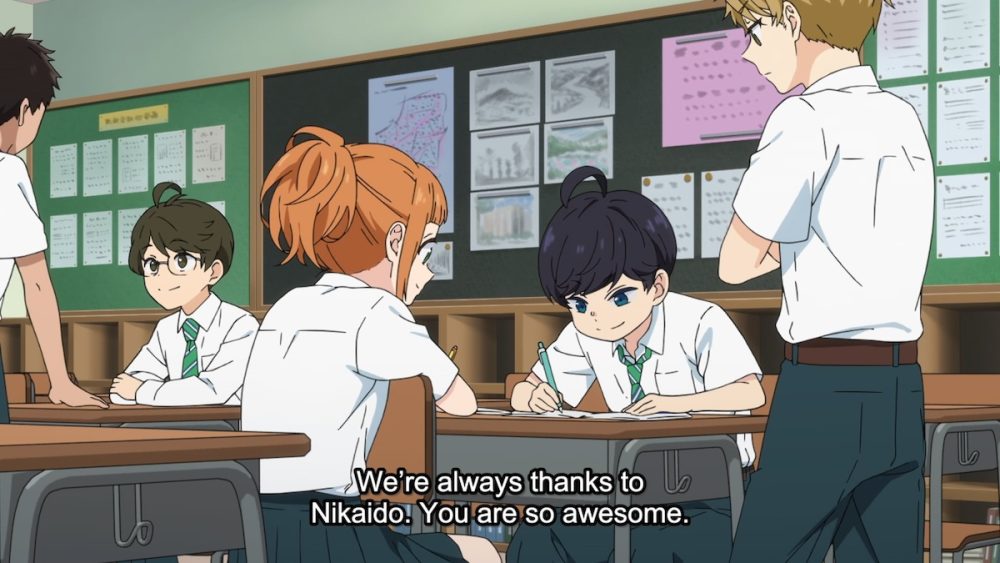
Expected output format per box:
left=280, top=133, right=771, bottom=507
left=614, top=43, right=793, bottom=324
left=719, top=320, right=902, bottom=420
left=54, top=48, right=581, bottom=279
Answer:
left=471, top=126, right=538, bottom=190
left=370, top=68, right=455, bottom=233
left=470, top=62, right=540, bottom=130
left=662, top=30, right=801, bottom=147
left=545, top=51, right=615, bottom=122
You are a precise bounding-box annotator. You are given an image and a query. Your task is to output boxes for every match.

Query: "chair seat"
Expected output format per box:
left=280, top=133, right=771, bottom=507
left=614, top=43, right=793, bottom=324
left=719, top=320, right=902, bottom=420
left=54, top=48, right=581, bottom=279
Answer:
left=925, top=522, right=1000, bottom=552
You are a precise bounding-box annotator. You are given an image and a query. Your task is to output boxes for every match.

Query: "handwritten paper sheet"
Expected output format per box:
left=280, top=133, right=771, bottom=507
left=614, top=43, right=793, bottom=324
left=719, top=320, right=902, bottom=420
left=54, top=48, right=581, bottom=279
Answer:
left=117, top=208, right=145, bottom=266
left=83, top=211, right=112, bottom=266
left=208, top=201, right=226, bottom=216
left=192, top=125, right=226, bottom=184
left=937, top=0, right=990, bottom=73
left=370, top=68, right=454, bottom=232
left=642, top=174, right=695, bottom=259
left=886, top=84, right=930, bottom=135
left=935, top=174, right=990, bottom=259
left=662, top=30, right=801, bottom=147
left=49, top=214, right=77, bottom=269
left=154, top=130, right=186, bottom=187
left=49, top=144, right=77, bottom=199
left=701, top=169, right=745, bottom=259
left=937, top=78, right=990, bottom=166
left=118, top=135, right=149, bottom=194
left=507, top=410, right=691, bottom=420
left=876, top=0, right=928, bottom=79
left=82, top=139, right=113, bottom=197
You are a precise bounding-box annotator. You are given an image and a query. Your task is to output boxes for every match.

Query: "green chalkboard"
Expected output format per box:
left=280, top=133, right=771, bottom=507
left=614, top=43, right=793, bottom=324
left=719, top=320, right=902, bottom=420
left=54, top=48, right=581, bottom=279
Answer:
left=261, top=7, right=783, bottom=304
left=866, top=1, right=1000, bottom=284
left=31, top=80, right=251, bottom=311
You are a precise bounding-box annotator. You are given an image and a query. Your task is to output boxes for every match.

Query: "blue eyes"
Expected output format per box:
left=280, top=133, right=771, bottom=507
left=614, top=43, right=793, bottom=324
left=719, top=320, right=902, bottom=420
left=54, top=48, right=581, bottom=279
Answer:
left=612, top=290, right=631, bottom=307
left=572, top=300, right=588, bottom=314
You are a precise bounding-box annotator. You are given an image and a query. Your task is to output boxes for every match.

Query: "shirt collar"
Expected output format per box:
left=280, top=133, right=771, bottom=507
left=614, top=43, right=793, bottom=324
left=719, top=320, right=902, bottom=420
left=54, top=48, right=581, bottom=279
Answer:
left=316, top=273, right=370, bottom=290
left=176, top=292, right=221, bottom=333
left=611, top=298, right=666, bottom=358
left=803, top=65, right=878, bottom=95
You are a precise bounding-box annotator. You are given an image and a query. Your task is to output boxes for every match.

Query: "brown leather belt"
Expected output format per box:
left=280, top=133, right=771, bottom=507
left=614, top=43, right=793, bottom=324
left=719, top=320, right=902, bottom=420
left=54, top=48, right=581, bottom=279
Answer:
left=784, top=339, right=917, bottom=366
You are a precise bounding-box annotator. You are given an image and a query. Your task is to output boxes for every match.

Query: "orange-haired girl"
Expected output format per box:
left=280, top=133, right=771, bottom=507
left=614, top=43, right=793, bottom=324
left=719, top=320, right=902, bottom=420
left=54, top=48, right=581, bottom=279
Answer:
left=231, top=127, right=497, bottom=563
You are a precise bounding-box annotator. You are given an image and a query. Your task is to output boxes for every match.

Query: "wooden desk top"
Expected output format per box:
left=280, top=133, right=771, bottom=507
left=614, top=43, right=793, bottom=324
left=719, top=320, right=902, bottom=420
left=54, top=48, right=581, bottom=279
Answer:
left=436, top=413, right=769, bottom=440
left=924, top=405, right=1000, bottom=424
left=438, top=405, right=1000, bottom=439
left=0, top=425, right=309, bottom=472
left=8, top=403, right=241, bottom=424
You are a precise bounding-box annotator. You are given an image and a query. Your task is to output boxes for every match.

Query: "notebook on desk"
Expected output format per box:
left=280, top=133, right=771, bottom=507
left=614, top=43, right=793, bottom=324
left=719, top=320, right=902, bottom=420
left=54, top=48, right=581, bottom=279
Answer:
left=489, top=409, right=691, bottom=420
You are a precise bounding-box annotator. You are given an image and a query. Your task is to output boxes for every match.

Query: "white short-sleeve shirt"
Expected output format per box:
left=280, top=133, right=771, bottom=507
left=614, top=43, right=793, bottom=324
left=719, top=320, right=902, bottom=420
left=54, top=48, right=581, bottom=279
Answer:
left=0, top=152, right=47, bottom=313
left=732, top=66, right=933, bottom=343
left=532, top=292, right=762, bottom=467
left=241, top=273, right=459, bottom=495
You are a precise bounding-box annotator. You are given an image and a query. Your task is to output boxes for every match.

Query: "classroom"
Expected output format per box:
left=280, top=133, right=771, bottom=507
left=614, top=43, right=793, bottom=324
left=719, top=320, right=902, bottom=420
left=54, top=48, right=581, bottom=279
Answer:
left=0, top=0, right=998, bottom=562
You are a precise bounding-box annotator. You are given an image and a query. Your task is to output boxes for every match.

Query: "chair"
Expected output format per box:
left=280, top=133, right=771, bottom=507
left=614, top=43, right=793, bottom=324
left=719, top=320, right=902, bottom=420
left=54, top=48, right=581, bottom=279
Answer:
left=3, top=373, right=33, bottom=404
left=366, top=376, right=435, bottom=505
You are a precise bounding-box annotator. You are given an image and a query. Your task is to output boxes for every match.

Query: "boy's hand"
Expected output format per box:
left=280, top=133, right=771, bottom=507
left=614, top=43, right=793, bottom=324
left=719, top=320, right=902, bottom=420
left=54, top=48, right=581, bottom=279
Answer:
left=110, top=374, right=143, bottom=401
left=528, top=383, right=563, bottom=413
left=49, top=383, right=108, bottom=408
left=624, top=394, right=688, bottom=415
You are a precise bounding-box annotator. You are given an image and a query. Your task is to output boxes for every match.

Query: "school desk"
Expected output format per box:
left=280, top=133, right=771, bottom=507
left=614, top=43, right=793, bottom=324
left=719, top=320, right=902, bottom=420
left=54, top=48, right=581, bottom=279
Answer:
left=434, top=413, right=767, bottom=563
left=8, top=402, right=242, bottom=431
left=0, top=425, right=309, bottom=563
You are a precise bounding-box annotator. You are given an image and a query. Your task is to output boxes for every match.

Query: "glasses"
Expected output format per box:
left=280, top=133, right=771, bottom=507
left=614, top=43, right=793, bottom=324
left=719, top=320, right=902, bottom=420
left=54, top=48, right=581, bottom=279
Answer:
left=140, top=252, right=202, bottom=277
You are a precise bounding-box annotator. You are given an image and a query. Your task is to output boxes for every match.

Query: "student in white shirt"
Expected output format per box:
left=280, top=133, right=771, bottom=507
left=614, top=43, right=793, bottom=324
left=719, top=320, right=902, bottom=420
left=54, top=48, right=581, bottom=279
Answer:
left=230, top=127, right=498, bottom=563
left=110, top=182, right=258, bottom=407
left=508, top=167, right=764, bottom=563
left=0, top=29, right=107, bottom=418
left=719, top=2, right=931, bottom=562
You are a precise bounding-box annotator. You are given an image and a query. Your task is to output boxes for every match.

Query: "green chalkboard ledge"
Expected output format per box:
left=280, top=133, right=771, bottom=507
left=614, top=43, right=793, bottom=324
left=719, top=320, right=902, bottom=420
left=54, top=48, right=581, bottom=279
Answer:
left=1, top=283, right=996, bottom=397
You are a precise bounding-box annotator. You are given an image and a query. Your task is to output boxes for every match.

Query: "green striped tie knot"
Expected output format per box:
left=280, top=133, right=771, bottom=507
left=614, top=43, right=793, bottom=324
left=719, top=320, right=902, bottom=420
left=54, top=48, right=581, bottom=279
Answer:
left=181, top=318, right=201, bottom=379
left=616, top=344, right=652, bottom=403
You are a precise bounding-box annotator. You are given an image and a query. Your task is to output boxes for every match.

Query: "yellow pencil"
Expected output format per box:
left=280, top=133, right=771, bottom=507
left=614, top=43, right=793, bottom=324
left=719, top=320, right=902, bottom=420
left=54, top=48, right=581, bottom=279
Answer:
left=448, top=346, right=459, bottom=360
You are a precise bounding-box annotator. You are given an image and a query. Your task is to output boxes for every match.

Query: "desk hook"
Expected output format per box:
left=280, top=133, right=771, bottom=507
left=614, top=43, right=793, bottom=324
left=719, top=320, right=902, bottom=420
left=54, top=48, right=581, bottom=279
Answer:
left=113, top=484, right=155, bottom=548
left=664, top=450, right=692, bottom=494
left=958, top=431, right=980, bottom=467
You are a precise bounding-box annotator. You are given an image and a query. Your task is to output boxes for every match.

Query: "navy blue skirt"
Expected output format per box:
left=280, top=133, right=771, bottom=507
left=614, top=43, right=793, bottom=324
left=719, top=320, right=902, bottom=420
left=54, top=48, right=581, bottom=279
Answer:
left=0, top=352, right=9, bottom=423
left=228, top=492, right=465, bottom=563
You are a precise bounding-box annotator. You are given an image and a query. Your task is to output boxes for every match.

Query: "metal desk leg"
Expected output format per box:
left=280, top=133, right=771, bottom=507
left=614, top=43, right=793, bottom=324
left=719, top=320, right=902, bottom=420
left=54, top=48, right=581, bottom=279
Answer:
left=611, top=435, right=743, bottom=563
left=8, top=461, right=267, bottom=563
left=927, top=421, right=1000, bottom=563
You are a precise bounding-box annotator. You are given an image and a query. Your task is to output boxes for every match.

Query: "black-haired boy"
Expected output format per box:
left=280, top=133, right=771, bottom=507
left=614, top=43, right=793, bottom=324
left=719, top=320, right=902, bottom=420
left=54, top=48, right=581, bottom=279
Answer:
left=508, top=167, right=764, bottom=563
left=0, top=28, right=107, bottom=416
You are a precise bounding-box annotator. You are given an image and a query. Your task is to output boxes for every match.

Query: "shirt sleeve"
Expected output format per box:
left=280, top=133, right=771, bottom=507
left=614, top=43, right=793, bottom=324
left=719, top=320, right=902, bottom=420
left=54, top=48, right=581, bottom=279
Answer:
left=356, top=295, right=457, bottom=398
left=135, top=312, right=259, bottom=406
left=530, top=322, right=596, bottom=408
left=0, top=157, right=47, bottom=259
left=124, top=320, right=170, bottom=381
left=694, top=305, right=762, bottom=391
left=732, top=97, right=828, bottom=244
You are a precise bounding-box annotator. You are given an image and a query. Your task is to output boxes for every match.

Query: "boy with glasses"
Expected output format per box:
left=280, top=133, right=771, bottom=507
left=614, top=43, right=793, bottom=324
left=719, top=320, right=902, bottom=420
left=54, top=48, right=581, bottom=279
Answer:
left=110, top=182, right=258, bottom=406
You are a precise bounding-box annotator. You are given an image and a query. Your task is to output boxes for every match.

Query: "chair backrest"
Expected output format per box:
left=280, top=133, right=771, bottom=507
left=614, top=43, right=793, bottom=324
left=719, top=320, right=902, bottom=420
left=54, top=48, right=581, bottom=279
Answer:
left=365, top=375, right=435, bottom=504
left=750, top=374, right=778, bottom=470
left=27, top=373, right=79, bottom=403
left=4, top=373, right=33, bottom=404
left=922, top=373, right=1000, bottom=405
left=504, top=372, right=610, bottom=412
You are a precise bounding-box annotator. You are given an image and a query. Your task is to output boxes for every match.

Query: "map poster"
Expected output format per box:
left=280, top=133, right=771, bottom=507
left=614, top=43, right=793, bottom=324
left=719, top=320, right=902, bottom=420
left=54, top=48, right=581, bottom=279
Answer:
left=369, top=68, right=455, bottom=233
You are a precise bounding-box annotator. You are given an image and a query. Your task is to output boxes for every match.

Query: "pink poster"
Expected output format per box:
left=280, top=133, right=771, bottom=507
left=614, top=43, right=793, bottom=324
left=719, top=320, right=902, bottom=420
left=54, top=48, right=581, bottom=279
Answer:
left=662, top=29, right=802, bottom=148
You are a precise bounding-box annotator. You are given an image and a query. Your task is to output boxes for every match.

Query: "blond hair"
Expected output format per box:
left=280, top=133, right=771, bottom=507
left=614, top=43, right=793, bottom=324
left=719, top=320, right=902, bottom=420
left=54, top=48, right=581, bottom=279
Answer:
left=724, top=0, right=893, bottom=52
left=261, top=127, right=448, bottom=299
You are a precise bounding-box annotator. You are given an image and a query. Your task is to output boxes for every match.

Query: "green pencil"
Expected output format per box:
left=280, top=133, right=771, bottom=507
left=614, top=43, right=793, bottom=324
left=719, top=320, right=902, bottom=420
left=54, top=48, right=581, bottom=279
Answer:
left=537, top=341, right=562, bottom=411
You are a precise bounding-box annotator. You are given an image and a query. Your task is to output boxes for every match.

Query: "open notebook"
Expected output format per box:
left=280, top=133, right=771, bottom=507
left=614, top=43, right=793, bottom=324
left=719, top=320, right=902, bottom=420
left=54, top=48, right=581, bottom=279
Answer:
left=478, top=408, right=691, bottom=421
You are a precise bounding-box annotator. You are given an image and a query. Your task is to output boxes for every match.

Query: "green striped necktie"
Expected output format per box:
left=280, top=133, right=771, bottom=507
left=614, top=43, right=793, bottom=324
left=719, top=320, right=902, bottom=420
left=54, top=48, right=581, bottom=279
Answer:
left=616, top=344, right=652, bottom=403
left=181, top=318, right=201, bottom=379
